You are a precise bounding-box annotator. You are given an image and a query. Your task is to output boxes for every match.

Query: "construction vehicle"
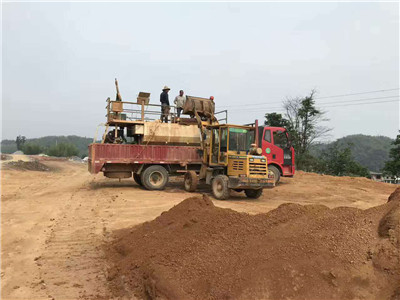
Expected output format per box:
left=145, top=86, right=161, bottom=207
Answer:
left=177, top=97, right=274, bottom=199
left=245, top=124, right=295, bottom=183
left=259, top=126, right=295, bottom=182
left=88, top=81, right=220, bottom=191
left=88, top=81, right=284, bottom=198
left=182, top=122, right=274, bottom=199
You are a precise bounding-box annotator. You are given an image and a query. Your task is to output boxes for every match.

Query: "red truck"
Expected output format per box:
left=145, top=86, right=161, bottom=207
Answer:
left=257, top=125, right=295, bottom=182
left=88, top=143, right=202, bottom=190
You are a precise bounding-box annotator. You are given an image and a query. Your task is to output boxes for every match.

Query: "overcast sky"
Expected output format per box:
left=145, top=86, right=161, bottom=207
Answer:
left=2, top=2, right=399, bottom=141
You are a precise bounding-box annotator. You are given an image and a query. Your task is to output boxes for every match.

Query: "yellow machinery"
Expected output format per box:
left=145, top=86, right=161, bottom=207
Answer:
left=184, top=122, right=275, bottom=200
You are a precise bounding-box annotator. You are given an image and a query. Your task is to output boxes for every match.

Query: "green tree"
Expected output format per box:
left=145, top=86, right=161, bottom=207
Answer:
left=295, top=152, right=325, bottom=173
left=47, top=143, right=79, bottom=157
left=16, top=135, right=26, bottom=151
left=283, top=90, right=331, bottom=169
left=321, top=142, right=369, bottom=177
left=264, top=113, right=289, bottom=127
left=22, top=143, right=43, bottom=155
left=383, top=133, right=400, bottom=177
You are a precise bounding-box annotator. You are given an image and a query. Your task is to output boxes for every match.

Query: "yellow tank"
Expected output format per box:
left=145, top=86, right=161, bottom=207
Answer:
left=133, top=122, right=201, bottom=145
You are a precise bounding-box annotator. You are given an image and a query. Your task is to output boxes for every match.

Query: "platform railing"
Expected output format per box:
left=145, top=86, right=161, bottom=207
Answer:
left=215, top=110, right=228, bottom=124
left=106, top=98, right=180, bottom=123
left=106, top=98, right=228, bottom=124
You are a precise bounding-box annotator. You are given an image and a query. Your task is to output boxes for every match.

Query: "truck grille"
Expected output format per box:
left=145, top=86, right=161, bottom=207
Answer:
left=232, top=160, right=245, bottom=171
left=249, top=162, right=267, bottom=176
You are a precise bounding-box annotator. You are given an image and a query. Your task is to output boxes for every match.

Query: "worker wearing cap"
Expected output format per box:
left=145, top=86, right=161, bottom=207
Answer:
left=160, top=86, right=170, bottom=123
left=174, top=90, right=186, bottom=118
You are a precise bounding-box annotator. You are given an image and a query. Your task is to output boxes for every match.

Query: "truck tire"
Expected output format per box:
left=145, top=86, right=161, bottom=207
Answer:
left=212, top=175, right=230, bottom=200
left=184, top=171, right=198, bottom=192
left=268, top=165, right=281, bottom=184
left=245, top=188, right=263, bottom=199
left=141, top=165, right=169, bottom=190
left=133, top=173, right=143, bottom=186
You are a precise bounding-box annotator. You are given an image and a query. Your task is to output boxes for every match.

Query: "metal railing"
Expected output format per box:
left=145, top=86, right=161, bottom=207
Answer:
left=106, top=98, right=229, bottom=124
left=215, top=110, right=228, bottom=124
left=106, top=98, right=181, bottom=123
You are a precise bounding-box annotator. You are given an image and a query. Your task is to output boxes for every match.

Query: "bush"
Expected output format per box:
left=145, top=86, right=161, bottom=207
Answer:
left=22, top=143, right=43, bottom=155
left=295, top=152, right=325, bottom=173
left=46, top=143, right=79, bottom=157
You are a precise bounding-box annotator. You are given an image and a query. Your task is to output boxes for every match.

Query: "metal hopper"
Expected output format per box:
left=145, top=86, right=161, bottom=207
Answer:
left=183, top=96, right=215, bottom=119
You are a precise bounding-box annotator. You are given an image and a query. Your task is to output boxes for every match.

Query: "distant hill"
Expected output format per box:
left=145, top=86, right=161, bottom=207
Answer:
left=1, top=135, right=93, bottom=158
left=311, top=134, right=394, bottom=172
left=1, top=134, right=394, bottom=171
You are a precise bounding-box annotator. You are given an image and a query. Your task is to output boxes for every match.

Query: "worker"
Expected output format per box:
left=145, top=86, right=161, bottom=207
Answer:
left=160, top=86, right=170, bottom=123
left=174, top=90, right=186, bottom=118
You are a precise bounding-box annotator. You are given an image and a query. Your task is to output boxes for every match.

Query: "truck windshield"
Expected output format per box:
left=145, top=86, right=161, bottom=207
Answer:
left=228, top=128, right=254, bottom=152
left=273, top=130, right=289, bottom=149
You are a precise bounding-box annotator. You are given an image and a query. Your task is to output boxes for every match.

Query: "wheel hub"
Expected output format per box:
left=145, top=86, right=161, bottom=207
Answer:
left=216, top=182, right=223, bottom=192
left=149, top=171, right=163, bottom=187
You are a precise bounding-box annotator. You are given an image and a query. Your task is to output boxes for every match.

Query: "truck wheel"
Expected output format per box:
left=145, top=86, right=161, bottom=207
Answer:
left=245, top=189, right=263, bottom=199
left=141, top=165, right=169, bottom=190
left=212, top=175, right=230, bottom=200
left=133, top=173, right=143, bottom=186
left=184, top=171, right=198, bottom=192
left=268, top=165, right=281, bottom=184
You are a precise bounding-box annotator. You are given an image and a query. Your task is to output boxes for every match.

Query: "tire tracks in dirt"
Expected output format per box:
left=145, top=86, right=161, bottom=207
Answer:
left=36, top=175, right=113, bottom=299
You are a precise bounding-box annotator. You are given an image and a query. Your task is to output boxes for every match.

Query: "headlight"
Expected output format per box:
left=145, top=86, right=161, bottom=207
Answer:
left=249, top=158, right=254, bottom=162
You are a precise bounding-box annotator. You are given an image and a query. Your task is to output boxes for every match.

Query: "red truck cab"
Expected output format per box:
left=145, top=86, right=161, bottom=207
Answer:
left=258, top=126, right=295, bottom=183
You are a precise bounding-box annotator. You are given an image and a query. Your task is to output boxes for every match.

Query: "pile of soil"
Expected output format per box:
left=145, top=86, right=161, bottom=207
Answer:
left=105, top=188, right=400, bottom=300
left=4, top=160, right=54, bottom=172
left=1, top=154, right=12, bottom=161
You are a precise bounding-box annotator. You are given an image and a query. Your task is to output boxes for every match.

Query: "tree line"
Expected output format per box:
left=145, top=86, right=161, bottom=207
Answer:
left=265, top=90, right=399, bottom=178
left=12, top=135, right=88, bottom=157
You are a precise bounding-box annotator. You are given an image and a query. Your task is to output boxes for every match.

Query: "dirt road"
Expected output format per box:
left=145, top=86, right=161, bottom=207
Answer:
left=1, top=159, right=396, bottom=299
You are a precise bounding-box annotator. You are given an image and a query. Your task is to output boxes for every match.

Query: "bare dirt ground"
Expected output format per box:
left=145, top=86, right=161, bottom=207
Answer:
left=1, top=157, right=397, bottom=299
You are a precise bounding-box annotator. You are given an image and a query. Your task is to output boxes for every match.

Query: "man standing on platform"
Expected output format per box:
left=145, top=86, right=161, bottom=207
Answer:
left=160, top=86, right=170, bottom=123
left=174, top=90, right=186, bottom=118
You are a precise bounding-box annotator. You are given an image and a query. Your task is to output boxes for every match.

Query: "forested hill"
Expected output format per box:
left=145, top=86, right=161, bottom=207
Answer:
left=1, top=135, right=93, bottom=158
left=311, top=134, right=394, bottom=172
left=1, top=134, right=394, bottom=171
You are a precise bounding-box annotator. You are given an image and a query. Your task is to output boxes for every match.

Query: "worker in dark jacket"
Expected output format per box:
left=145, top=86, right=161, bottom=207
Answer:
left=160, top=86, right=170, bottom=123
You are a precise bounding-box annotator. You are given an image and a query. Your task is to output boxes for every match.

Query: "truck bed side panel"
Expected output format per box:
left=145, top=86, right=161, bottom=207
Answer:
left=88, top=144, right=202, bottom=174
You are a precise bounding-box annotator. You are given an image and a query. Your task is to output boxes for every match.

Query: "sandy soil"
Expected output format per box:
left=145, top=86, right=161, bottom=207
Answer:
left=1, top=157, right=396, bottom=299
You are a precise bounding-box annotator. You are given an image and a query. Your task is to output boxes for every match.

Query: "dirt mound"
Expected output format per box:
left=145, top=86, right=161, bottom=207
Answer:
left=105, top=189, right=400, bottom=300
left=3, top=160, right=54, bottom=172
left=1, top=154, right=12, bottom=161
